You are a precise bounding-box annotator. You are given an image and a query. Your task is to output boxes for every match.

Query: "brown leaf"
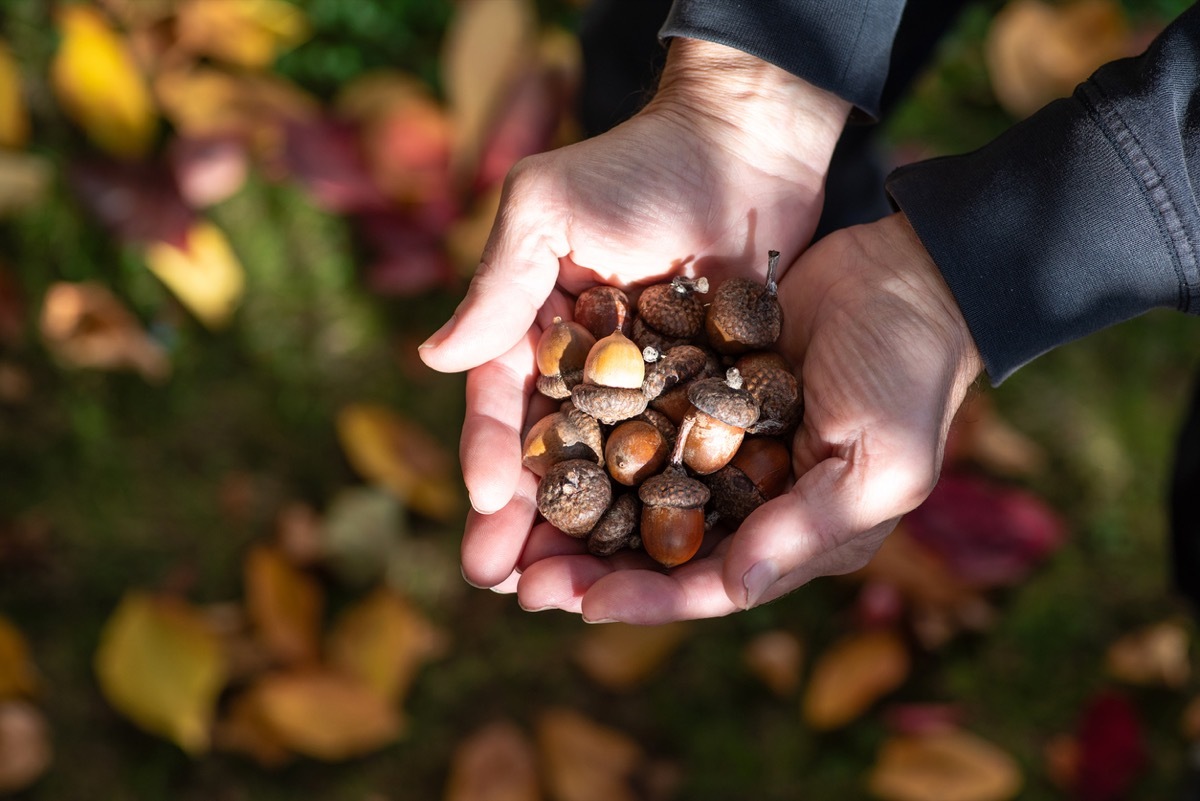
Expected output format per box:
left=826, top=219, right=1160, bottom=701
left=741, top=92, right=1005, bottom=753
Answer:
left=244, top=545, right=322, bottom=666
left=0, top=39, right=29, bottom=150
left=240, top=670, right=403, bottom=761
left=447, top=185, right=503, bottom=275
left=1182, top=695, right=1200, bottom=741
left=803, top=629, right=910, bottom=731
left=0, top=264, right=25, bottom=347
left=742, top=630, right=804, bottom=698
left=536, top=708, right=642, bottom=801
left=1042, top=733, right=1080, bottom=792
left=444, top=720, right=542, bottom=801
left=0, top=616, right=37, bottom=700
left=274, top=501, right=324, bottom=567
left=68, top=158, right=193, bottom=247
left=94, top=592, right=226, bottom=753
left=39, top=281, right=171, bottom=382
left=144, top=220, right=245, bottom=329
left=51, top=5, right=158, bottom=159
left=0, top=151, right=52, bottom=217
left=326, top=587, right=448, bottom=705
left=0, top=701, right=51, bottom=794
left=945, top=393, right=1047, bottom=477
left=868, top=730, right=1023, bottom=801
left=1105, top=620, right=1191, bottom=689
left=176, top=0, right=309, bottom=69
left=572, top=622, right=690, bottom=692
left=336, top=404, right=461, bottom=521
left=213, top=686, right=293, bottom=769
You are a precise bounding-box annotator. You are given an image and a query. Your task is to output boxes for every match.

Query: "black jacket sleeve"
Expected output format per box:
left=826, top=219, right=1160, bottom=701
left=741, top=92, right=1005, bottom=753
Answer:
left=887, top=5, right=1200, bottom=383
left=659, top=0, right=905, bottom=118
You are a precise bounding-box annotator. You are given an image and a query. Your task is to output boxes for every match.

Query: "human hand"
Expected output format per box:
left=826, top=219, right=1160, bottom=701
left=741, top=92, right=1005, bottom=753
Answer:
left=514, top=213, right=984, bottom=622
left=418, top=39, right=851, bottom=590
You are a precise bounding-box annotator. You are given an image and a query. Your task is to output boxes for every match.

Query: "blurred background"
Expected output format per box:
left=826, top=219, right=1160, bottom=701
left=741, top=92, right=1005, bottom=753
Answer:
left=0, top=0, right=1198, bottom=799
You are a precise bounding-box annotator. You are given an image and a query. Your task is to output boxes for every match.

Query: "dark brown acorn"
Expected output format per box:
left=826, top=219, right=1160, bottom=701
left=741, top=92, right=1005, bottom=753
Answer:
left=521, top=408, right=604, bottom=477
left=605, top=420, right=668, bottom=486
left=642, top=344, right=708, bottom=400
left=636, top=276, right=709, bottom=339
left=572, top=383, right=648, bottom=425
left=734, top=351, right=803, bottom=435
left=535, top=317, right=595, bottom=399
left=678, top=369, right=760, bottom=475
left=575, top=286, right=632, bottom=340
left=634, top=408, right=678, bottom=447
left=586, top=493, right=641, bottom=557
left=631, top=316, right=690, bottom=354
left=537, top=459, right=612, bottom=536
left=705, top=251, right=783, bottom=354
left=638, top=464, right=710, bottom=568
left=704, top=437, right=792, bottom=523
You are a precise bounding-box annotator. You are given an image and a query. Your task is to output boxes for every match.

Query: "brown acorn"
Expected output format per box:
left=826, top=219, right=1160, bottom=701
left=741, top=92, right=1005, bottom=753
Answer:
left=704, top=437, right=791, bottom=523
left=537, top=459, right=612, bottom=537
left=678, top=369, right=760, bottom=475
left=631, top=316, right=691, bottom=354
left=705, top=251, right=783, bottom=354
left=571, top=383, right=648, bottom=425
left=536, top=317, right=595, bottom=399
left=735, top=351, right=803, bottom=435
left=635, top=408, right=678, bottom=447
left=642, top=345, right=708, bottom=400
left=522, top=408, right=604, bottom=477
left=637, top=276, right=709, bottom=339
left=605, top=420, right=668, bottom=486
left=586, top=492, right=641, bottom=557
left=575, top=286, right=632, bottom=340
left=638, top=464, right=710, bottom=568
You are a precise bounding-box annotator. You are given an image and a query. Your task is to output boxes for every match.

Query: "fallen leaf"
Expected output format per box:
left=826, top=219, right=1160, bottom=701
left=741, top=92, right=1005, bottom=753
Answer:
left=334, top=70, right=434, bottom=126
left=357, top=211, right=458, bottom=297
left=68, top=158, right=193, bottom=247
left=274, top=501, right=324, bottom=567
left=320, top=487, right=406, bottom=587
left=0, top=701, right=51, bottom=793
left=742, top=630, right=804, bottom=698
left=536, top=708, right=642, bottom=801
left=883, top=704, right=964, bottom=736
left=361, top=98, right=454, bottom=206
left=94, top=592, right=226, bottom=753
left=868, top=729, right=1022, bottom=801
left=279, top=117, right=386, bottom=213
left=0, top=361, right=31, bottom=404
left=335, top=404, right=461, bottom=521
left=244, top=545, right=322, bottom=666
left=1182, top=695, right=1200, bottom=741
left=1073, top=691, right=1146, bottom=801
left=0, top=39, right=28, bottom=149
left=200, top=602, right=272, bottom=685
left=176, top=0, right=310, bottom=69
left=0, top=264, right=24, bottom=346
left=447, top=185, right=503, bottom=275
left=239, top=670, right=402, bottom=761
left=475, top=65, right=561, bottom=193
left=0, top=616, right=37, bottom=700
left=145, top=219, right=245, bottom=328
left=853, top=524, right=978, bottom=609
left=444, top=719, right=542, bottom=801
left=213, top=686, right=292, bottom=768
left=39, top=281, right=171, bottom=382
left=945, top=393, right=1047, bottom=477
left=1105, top=619, right=1191, bottom=688
left=98, top=0, right=179, bottom=28
left=326, top=587, right=448, bottom=705
left=0, top=151, right=52, bottom=217
left=572, top=622, right=690, bottom=692
left=803, top=628, right=910, bottom=731
left=51, top=5, right=157, bottom=159
left=1042, top=733, right=1080, bottom=792
left=169, top=135, right=249, bottom=208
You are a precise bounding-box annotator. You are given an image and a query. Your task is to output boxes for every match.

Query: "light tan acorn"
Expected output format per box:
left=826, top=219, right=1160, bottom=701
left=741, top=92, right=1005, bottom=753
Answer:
left=536, top=317, right=596, bottom=399
left=572, top=328, right=648, bottom=424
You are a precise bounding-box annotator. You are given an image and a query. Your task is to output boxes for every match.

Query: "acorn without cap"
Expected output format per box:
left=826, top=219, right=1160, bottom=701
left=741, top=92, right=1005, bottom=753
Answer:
left=605, top=420, right=668, bottom=486
left=679, top=369, right=760, bottom=475
left=521, top=408, right=604, bottom=477
left=536, top=317, right=595, bottom=399
left=575, top=286, right=633, bottom=340
left=705, top=251, right=783, bottom=354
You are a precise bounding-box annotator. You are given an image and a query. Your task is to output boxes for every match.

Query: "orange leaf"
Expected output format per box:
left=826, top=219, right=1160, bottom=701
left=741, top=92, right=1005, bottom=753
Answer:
left=144, top=220, right=245, bottom=329
left=336, top=404, right=461, bottom=521
left=39, top=281, right=170, bottom=382
left=536, top=708, right=642, bottom=801
left=0, top=616, right=37, bottom=700
left=0, top=39, right=29, bottom=150
left=213, top=687, right=293, bottom=768
left=51, top=5, right=157, bottom=159
left=868, top=730, right=1023, bottom=801
left=244, top=545, right=322, bottom=666
left=326, top=587, right=448, bottom=704
left=946, top=393, right=1047, bottom=477
left=803, top=629, right=910, bottom=731
left=94, top=592, right=226, bottom=753
left=1105, top=619, right=1191, bottom=689
left=242, top=670, right=402, bottom=761
left=444, top=720, right=542, bottom=801
left=0, top=701, right=51, bottom=794
left=176, top=0, right=309, bottom=69
left=742, top=630, right=804, bottom=698
left=572, top=622, right=690, bottom=692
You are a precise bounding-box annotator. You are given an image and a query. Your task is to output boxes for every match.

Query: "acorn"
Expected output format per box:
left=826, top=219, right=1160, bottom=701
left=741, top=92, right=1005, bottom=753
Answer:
left=631, top=315, right=691, bottom=354
left=705, top=251, right=783, bottom=354
left=734, top=351, right=803, bottom=435
left=635, top=408, right=678, bottom=447
left=637, top=276, right=709, bottom=339
left=586, top=492, right=641, bottom=557
left=605, top=420, right=668, bottom=486
left=649, top=382, right=694, bottom=426
left=583, top=328, right=645, bottom=388
left=638, top=465, right=710, bottom=568
left=642, top=344, right=708, bottom=400
left=679, top=369, right=760, bottom=475
left=537, top=459, right=612, bottom=537
left=536, top=317, right=596, bottom=399
left=704, top=437, right=792, bottom=523
left=572, top=383, right=648, bottom=425
left=522, top=408, right=604, bottom=477
left=575, top=286, right=632, bottom=340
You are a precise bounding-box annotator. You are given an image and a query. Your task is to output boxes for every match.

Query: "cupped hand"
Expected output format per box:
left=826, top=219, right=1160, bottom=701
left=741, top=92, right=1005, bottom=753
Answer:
left=515, top=212, right=984, bottom=622
left=418, top=38, right=851, bottom=589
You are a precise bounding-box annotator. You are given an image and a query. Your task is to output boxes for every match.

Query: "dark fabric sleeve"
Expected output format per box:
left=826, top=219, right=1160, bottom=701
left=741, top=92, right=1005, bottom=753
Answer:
left=659, top=0, right=906, bottom=119
left=886, top=5, right=1200, bottom=384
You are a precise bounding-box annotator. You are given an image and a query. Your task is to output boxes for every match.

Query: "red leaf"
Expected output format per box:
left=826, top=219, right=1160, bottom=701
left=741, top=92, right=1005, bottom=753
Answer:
left=883, top=703, right=964, bottom=736
left=354, top=212, right=456, bottom=297
left=1073, top=691, right=1146, bottom=801
left=903, top=473, right=1065, bottom=587
left=279, top=117, right=386, bottom=214
left=0, top=265, right=25, bottom=347
left=474, top=66, right=561, bottom=193
left=69, top=159, right=194, bottom=248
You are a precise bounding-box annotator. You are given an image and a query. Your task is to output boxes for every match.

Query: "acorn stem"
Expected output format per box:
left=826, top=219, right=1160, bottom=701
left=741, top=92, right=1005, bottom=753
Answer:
left=766, top=251, right=780, bottom=296
left=670, top=414, right=696, bottom=466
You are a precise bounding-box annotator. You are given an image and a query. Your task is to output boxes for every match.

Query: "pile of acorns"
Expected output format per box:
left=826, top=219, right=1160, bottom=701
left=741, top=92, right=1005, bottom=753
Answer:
left=523, top=252, right=802, bottom=568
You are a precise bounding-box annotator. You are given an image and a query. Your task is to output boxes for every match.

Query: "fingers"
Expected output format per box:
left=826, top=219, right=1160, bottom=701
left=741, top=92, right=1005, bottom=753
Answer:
left=460, top=469, right=540, bottom=588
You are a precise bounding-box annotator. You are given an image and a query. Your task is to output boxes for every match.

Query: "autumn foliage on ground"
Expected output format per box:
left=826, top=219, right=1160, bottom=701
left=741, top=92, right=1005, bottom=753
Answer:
left=0, top=1, right=1198, bottom=800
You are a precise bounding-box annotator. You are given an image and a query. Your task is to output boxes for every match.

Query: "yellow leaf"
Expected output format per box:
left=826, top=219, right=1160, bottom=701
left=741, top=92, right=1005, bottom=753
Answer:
left=868, top=730, right=1023, bottom=801
left=0, top=616, right=38, bottom=700
left=155, top=66, right=317, bottom=146
left=803, top=629, right=910, bottom=731
left=1105, top=619, right=1191, bottom=689
left=326, top=587, right=447, bottom=705
left=244, top=545, right=322, bottom=666
left=51, top=5, right=157, bottom=159
left=145, top=220, right=245, bottom=329
left=94, top=592, right=226, bottom=754
left=536, top=708, right=642, bottom=801
left=0, top=39, right=29, bottom=149
left=0, top=151, right=52, bottom=217
left=336, top=404, right=462, bottom=521
left=0, top=701, right=52, bottom=794
left=177, top=0, right=309, bottom=69
left=742, top=630, right=804, bottom=698
left=571, top=622, right=690, bottom=692
left=444, top=720, right=542, bottom=801
left=246, top=670, right=402, bottom=761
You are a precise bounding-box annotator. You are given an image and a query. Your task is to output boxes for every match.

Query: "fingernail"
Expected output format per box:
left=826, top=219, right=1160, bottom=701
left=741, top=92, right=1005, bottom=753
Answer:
left=419, top=314, right=457, bottom=351
left=582, top=616, right=616, bottom=625
left=742, top=561, right=778, bottom=609
left=468, top=490, right=499, bottom=515
left=460, top=565, right=486, bottom=589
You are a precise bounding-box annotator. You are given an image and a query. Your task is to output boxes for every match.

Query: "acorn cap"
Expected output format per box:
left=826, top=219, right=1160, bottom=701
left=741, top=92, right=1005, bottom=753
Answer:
left=638, top=466, right=710, bottom=509
left=537, top=459, right=612, bottom=536
left=587, top=493, right=641, bottom=556
left=571, top=383, right=648, bottom=425
left=704, top=464, right=764, bottom=523
left=687, top=372, right=760, bottom=429
left=636, top=277, right=708, bottom=339
left=642, top=344, right=708, bottom=400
